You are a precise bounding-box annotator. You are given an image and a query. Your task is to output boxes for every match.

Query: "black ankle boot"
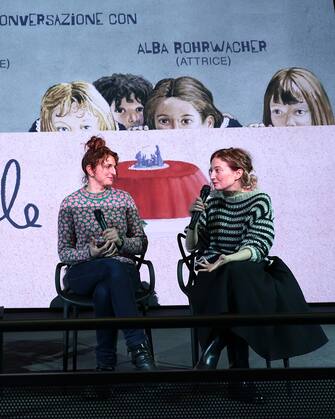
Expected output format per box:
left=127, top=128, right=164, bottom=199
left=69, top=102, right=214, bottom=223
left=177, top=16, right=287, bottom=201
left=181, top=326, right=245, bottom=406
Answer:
left=195, top=335, right=225, bottom=370
left=130, top=341, right=156, bottom=371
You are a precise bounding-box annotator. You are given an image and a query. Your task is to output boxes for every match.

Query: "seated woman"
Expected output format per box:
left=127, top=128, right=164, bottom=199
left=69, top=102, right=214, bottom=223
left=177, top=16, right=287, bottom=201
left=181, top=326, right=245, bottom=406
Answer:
left=186, top=147, right=328, bottom=372
left=144, top=76, right=242, bottom=130
left=57, top=135, right=156, bottom=371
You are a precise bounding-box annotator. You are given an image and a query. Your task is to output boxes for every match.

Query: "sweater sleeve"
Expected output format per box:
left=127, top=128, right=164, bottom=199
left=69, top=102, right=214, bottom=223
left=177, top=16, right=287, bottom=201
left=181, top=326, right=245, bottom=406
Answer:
left=239, top=194, right=275, bottom=262
left=57, top=200, right=91, bottom=263
left=120, top=194, right=148, bottom=256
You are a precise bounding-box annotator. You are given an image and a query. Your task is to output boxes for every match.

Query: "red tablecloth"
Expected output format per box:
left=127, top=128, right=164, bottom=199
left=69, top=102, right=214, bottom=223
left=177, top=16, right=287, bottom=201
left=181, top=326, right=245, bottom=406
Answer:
left=113, top=160, right=209, bottom=219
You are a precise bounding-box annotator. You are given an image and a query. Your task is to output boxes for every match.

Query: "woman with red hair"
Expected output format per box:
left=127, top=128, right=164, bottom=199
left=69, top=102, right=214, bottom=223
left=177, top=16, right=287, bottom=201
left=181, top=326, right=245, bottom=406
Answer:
left=57, top=136, right=156, bottom=371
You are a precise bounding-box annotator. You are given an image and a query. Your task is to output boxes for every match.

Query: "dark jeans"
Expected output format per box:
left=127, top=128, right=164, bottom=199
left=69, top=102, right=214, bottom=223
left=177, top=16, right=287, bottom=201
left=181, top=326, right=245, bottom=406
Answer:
left=65, top=258, right=145, bottom=367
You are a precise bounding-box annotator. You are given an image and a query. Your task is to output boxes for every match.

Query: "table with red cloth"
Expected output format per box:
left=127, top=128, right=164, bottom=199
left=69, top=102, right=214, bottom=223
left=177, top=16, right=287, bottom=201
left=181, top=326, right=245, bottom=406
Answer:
left=113, top=160, right=209, bottom=219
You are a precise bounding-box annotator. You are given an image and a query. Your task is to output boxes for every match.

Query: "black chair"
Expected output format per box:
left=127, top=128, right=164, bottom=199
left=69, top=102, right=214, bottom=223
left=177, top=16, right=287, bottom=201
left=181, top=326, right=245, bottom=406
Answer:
left=55, top=252, right=156, bottom=371
left=176, top=233, right=200, bottom=367
left=177, top=232, right=289, bottom=369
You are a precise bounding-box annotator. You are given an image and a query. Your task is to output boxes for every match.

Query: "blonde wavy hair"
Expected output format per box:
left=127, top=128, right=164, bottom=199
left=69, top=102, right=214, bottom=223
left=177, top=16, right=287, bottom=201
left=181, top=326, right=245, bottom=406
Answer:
left=210, top=148, right=257, bottom=190
left=40, top=81, right=116, bottom=131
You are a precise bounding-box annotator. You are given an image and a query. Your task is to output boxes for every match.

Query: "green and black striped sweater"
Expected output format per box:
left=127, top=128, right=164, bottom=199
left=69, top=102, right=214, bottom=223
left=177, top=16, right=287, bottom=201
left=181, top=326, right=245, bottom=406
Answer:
left=197, top=189, right=275, bottom=263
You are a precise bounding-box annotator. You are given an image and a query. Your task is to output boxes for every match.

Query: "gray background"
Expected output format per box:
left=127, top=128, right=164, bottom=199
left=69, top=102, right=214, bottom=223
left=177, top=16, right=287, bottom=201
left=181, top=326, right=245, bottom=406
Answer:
left=0, top=0, right=334, bottom=132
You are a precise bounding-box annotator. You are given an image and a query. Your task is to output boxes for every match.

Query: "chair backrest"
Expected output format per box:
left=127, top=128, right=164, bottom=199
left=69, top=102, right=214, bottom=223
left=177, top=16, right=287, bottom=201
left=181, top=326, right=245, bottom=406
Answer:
left=176, top=233, right=198, bottom=297
left=133, top=254, right=156, bottom=304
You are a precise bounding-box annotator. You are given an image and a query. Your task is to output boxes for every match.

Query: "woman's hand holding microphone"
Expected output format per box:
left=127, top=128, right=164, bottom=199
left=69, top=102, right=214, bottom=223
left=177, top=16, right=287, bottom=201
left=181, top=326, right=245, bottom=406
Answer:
left=89, top=227, right=123, bottom=258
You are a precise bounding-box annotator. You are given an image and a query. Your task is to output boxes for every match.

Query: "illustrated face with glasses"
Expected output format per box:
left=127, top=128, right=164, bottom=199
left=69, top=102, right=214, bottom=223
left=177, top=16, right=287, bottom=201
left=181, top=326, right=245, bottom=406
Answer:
left=209, top=158, right=243, bottom=192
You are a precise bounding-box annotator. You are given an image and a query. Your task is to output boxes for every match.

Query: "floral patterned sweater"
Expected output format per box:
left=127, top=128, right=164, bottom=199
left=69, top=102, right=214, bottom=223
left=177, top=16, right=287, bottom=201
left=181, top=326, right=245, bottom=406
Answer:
left=58, top=187, right=147, bottom=264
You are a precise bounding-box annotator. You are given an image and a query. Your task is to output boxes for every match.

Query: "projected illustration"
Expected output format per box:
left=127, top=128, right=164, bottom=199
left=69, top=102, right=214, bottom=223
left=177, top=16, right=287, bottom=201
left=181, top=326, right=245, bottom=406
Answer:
left=113, top=145, right=209, bottom=219
left=262, top=67, right=334, bottom=127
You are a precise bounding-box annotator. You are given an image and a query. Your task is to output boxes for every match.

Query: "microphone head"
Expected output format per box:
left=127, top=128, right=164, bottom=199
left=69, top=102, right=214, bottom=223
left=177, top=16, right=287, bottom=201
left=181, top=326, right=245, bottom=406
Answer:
left=200, top=185, right=211, bottom=201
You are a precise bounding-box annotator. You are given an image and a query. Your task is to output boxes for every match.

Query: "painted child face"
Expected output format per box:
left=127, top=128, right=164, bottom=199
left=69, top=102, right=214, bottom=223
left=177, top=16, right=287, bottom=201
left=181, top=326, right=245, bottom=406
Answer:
left=111, top=93, right=144, bottom=129
left=209, top=158, right=242, bottom=192
left=154, top=97, right=214, bottom=129
left=51, top=102, right=100, bottom=133
left=269, top=97, right=312, bottom=127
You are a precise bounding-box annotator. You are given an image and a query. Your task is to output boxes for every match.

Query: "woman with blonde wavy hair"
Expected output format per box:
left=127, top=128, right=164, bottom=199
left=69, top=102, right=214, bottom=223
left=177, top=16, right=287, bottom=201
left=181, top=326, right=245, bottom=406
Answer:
left=186, top=147, right=327, bottom=401
left=39, top=81, right=116, bottom=132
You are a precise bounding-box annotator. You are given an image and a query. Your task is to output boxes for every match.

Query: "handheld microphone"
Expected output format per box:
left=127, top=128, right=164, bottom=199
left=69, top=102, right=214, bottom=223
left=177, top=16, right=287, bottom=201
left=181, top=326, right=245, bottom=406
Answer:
left=188, top=185, right=211, bottom=230
left=94, top=209, right=108, bottom=231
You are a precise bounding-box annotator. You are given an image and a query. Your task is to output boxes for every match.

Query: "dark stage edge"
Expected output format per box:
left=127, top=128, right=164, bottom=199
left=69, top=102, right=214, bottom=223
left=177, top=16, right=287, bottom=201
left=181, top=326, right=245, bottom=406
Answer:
left=1, top=369, right=335, bottom=419
left=2, top=303, right=335, bottom=318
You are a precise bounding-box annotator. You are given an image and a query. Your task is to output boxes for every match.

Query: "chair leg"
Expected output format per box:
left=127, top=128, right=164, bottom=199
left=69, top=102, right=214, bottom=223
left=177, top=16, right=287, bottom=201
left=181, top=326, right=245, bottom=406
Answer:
left=63, top=304, right=70, bottom=372
left=73, top=330, right=78, bottom=371
left=63, top=330, right=70, bottom=372
left=283, top=358, right=292, bottom=396
left=72, top=306, right=78, bottom=371
left=191, top=328, right=199, bottom=367
left=266, top=358, right=289, bottom=368
left=145, top=327, right=154, bottom=360
left=141, top=305, right=154, bottom=360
